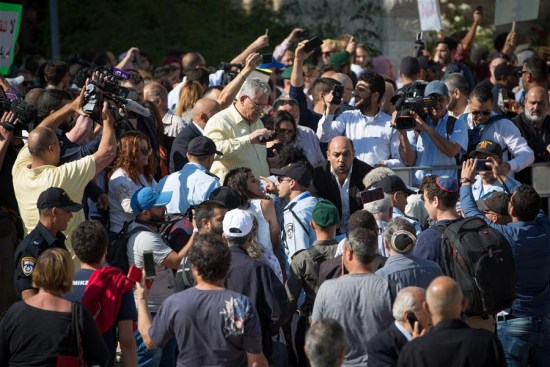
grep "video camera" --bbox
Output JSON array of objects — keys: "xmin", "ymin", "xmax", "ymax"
[
  {"xmin": 72, "ymin": 61, "xmax": 148, "ymax": 123},
  {"xmin": 219, "ymin": 62, "xmax": 243, "ymax": 87},
  {"xmin": 0, "ymin": 98, "xmax": 38, "ymax": 136},
  {"xmin": 391, "ymin": 81, "xmax": 435, "ymax": 130}
]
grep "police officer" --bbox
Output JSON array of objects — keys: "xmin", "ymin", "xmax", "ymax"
[
  {"xmin": 272, "ymin": 163, "xmax": 319, "ymax": 273},
  {"xmin": 14, "ymin": 187, "xmax": 81, "ymax": 299},
  {"xmin": 157, "ymin": 136, "xmax": 222, "ymax": 215}
]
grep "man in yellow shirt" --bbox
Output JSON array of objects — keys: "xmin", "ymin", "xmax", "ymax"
[
  {"xmin": 12, "ymin": 101, "xmax": 116, "ymax": 250},
  {"xmin": 205, "ymin": 78, "xmax": 273, "ymax": 182}
]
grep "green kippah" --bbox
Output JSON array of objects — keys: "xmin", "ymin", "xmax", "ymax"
[
  {"xmin": 312, "ymin": 199, "xmax": 340, "ymax": 228},
  {"xmin": 329, "ymin": 51, "xmax": 351, "ymax": 66},
  {"xmin": 281, "ymin": 66, "xmax": 293, "ymax": 79}
]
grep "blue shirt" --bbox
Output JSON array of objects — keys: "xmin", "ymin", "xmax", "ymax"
[
  {"xmin": 375, "ymin": 253, "xmax": 443, "ymax": 291},
  {"xmin": 413, "ymin": 219, "xmax": 461, "ymax": 268},
  {"xmin": 282, "ymin": 192, "xmax": 318, "ymax": 265},
  {"xmin": 460, "ymin": 184, "xmax": 550, "ymax": 317},
  {"xmin": 407, "ymin": 112, "xmax": 468, "ymax": 185},
  {"xmin": 471, "ymin": 176, "xmax": 520, "ymax": 201},
  {"xmin": 157, "ymin": 162, "xmax": 220, "ymax": 214}
]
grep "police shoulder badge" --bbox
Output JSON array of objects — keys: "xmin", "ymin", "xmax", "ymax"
[
  {"xmin": 285, "ymin": 223, "xmax": 294, "ymax": 239},
  {"xmin": 21, "ymin": 257, "xmax": 37, "ymax": 277}
]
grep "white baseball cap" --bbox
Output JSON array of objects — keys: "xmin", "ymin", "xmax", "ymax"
[{"xmin": 223, "ymin": 209, "xmax": 253, "ymax": 237}]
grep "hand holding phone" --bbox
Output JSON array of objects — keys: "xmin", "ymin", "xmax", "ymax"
[
  {"xmin": 331, "ymin": 85, "xmax": 344, "ymax": 105},
  {"xmin": 303, "ymin": 36, "xmax": 323, "ymax": 53},
  {"xmin": 127, "ymin": 265, "xmax": 143, "ymax": 283},
  {"xmin": 406, "ymin": 312, "xmax": 423, "ymax": 333},
  {"xmin": 475, "ymin": 159, "xmax": 490, "ymax": 172}
]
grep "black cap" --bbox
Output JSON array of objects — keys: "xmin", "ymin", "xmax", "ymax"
[
  {"xmin": 469, "ymin": 139, "xmax": 503, "ymax": 158},
  {"xmin": 208, "ymin": 187, "xmax": 243, "ymax": 210},
  {"xmin": 400, "ymin": 56, "xmax": 420, "ymax": 76},
  {"xmin": 187, "ymin": 136, "xmax": 223, "ymax": 156},
  {"xmin": 476, "ymin": 192, "xmax": 509, "ymax": 216},
  {"xmin": 369, "ymin": 175, "xmax": 415, "ymax": 195},
  {"xmin": 271, "ymin": 163, "xmax": 312, "ymax": 188},
  {"xmin": 37, "ymin": 187, "xmax": 83, "ymax": 212}
]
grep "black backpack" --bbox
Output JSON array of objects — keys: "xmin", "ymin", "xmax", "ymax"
[
  {"xmin": 437, "ymin": 217, "xmax": 516, "ymax": 316},
  {"xmin": 107, "ymin": 221, "xmax": 152, "ymax": 274}
]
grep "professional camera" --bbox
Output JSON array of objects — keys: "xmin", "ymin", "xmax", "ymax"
[
  {"xmin": 219, "ymin": 62, "xmax": 243, "ymax": 87},
  {"xmin": 391, "ymin": 81, "xmax": 435, "ymax": 130},
  {"xmin": 0, "ymin": 98, "xmax": 38, "ymax": 135}
]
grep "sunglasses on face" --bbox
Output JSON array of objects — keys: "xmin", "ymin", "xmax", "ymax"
[
  {"xmin": 275, "ymin": 128, "xmax": 295, "ymax": 135},
  {"xmin": 471, "ymin": 110, "xmax": 492, "ymax": 117}
]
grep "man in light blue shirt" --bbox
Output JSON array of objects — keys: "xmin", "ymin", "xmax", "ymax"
[
  {"xmin": 399, "ymin": 80, "xmax": 469, "ymax": 186},
  {"xmin": 272, "ymin": 163, "xmax": 318, "ymax": 271},
  {"xmin": 158, "ymin": 136, "xmax": 221, "ymax": 214}
]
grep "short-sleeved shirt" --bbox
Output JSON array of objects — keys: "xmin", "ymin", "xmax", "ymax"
[
  {"xmin": 13, "ymin": 222, "xmax": 67, "ymax": 295},
  {"xmin": 127, "ymin": 222, "xmax": 174, "ymax": 313},
  {"xmin": 312, "ymin": 273, "xmax": 395, "ymax": 366},
  {"xmin": 65, "ymin": 269, "xmax": 137, "ymax": 367},
  {"xmin": 406, "ymin": 112, "xmax": 468, "ymax": 185},
  {"xmin": 282, "ymin": 192, "xmax": 318, "ymax": 265},
  {"xmin": 12, "ymin": 146, "xmax": 96, "ymax": 245},
  {"xmin": 157, "ymin": 162, "xmax": 220, "ymax": 215},
  {"xmin": 150, "ymin": 287, "xmax": 262, "ymax": 367}
]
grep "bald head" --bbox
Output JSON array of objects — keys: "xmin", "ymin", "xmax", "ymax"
[
  {"xmin": 182, "ymin": 52, "xmax": 206, "ymax": 74},
  {"xmin": 328, "ymin": 136, "xmax": 354, "ymax": 176},
  {"xmin": 192, "ymin": 98, "xmax": 220, "ymax": 129},
  {"xmin": 426, "ymin": 276, "xmax": 465, "ymax": 320},
  {"xmin": 28, "ymin": 126, "xmax": 58, "ymax": 160}
]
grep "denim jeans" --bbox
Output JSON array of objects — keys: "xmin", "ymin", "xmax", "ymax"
[
  {"xmin": 497, "ymin": 315, "xmax": 550, "ymax": 367},
  {"xmin": 135, "ymin": 329, "xmax": 177, "ymax": 367}
]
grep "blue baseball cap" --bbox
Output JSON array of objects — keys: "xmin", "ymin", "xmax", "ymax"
[
  {"xmin": 435, "ymin": 176, "xmax": 458, "ymax": 193},
  {"xmin": 131, "ymin": 187, "xmax": 172, "ymax": 216},
  {"xmin": 259, "ymin": 60, "xmax": 286, "ymax": 69},
  {"xmin": 424, "ymin": 80, "xmax": 449, "ymax": 97}
]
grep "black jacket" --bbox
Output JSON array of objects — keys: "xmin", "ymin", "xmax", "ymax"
[
  {"xmin": 367, "ymin": 323, "xmax": 409, "ymax": 367},
  {"xmin": 309, "ymin": 158, "xmax": 373, "ymax": 221},
  {"xmin": 512, "ymin": 113, "xmax": 550, "ymax": 162},
  {"xmin": 397, "ymin": 319, "xmax": 506, "ymax": 367},
  {"xmin": 170, "ymin": 123, "xmax": 202, "ymax": 173}
]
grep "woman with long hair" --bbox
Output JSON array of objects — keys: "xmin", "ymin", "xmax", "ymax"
[
  {"xmin": 224, "ymin": 167, "xmax": 283, "ymax": 282},
  {"xmin": 108, "ymin": 131, "xmax": 158, "ymax": 236},
  {"xmin": 0, "ymin": 248, "xmax": 108, "ymax": 366},
  {"xmin": 175, "ymin": 80, "xmax": 203, "ymax": 124}
]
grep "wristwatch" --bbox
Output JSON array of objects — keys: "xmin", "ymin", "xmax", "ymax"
[{"xmin": 459, "ymin": 177, "xmax": 471, "ymax": 184}]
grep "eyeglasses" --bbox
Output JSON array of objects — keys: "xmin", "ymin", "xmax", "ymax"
[
  {"xmin": 277, "ymin": 176, "xmax": 292, "ymax": 183},
  {"xmin": 140, "ymin": 147, "xmax": 152, "ymax": 156},
  {"xmin": 471, "ymin": 110, "xmax": 492, "ymax": 117},
  {"xmin": 246, "ymin": 96, "xmax": 269, "ymax": 112},
  {"xmin": 518, "ymin": 70, "xmax": 528, "ymax": 77},
  {"xmin": 275, "ymin": 128, "xmax": 295, "ymax": 136}
]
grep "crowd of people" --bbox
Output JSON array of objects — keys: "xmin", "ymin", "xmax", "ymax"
[{"xmin": 1, "ymin": 7, "xmax": 550, "ymax": 367}]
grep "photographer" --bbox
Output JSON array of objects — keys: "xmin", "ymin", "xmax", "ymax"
[
  {"xmin": 397, "ymin": 80, "xmax": 468, "ymax": 185},
  {"xmin": 317, "ymin": 70, "xmax": 402, "ymax": 167}
]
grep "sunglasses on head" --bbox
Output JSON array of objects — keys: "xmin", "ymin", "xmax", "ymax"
[{"xmin": 273, "ymin": 99, "xmax": 298, "ymax": 109}]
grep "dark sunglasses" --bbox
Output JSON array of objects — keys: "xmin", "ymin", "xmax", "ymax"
[
  {"xmin": 275, "ymin": 128, "xmax": 295, "ymax": 135},
  {"xmin": 471, "ymin": 110, "xmax": 492, "ymax": 117}
]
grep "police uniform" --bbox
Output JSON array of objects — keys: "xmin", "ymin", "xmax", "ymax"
[
  {"xmin": 282, "ymin": 192, "xmax": 318, "ymax": 264},
  {"xmin": 13, "ymin": 222, "xmax": 68, "ymax": 295}
]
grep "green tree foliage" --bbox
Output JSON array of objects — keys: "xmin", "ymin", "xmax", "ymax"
[{"xmin": 56, "ymin": 0, "xmax": 289, "ymax": 65}]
